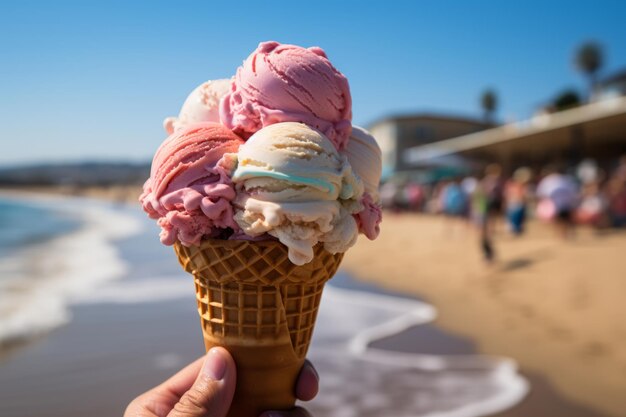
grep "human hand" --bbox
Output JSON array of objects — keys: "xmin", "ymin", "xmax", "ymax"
[{"xmin": 125, "ymin": 347, "xmax": 318, "ymax": 417}]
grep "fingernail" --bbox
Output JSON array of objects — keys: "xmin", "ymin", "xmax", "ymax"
[
  {"xmin": 203, "ymin": 348, "xmax": 227, "ymax": 380},
  {"xmin": 305, "ymin": 361, "xmax": 319, "ymax": 382}
]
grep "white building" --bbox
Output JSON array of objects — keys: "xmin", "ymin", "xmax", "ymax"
[{"xmin": 368, "ymin": 114, "xmax": 492, "ymax": 178}]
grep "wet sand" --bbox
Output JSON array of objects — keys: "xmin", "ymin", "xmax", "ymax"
[
  {"xmin": 335, "ymin": 272, "xmax": 610, "ymax": 417},
  {"xmin": 343, "ymin": 213, "xmax": 626, "ymax": 417},
  {"xmin": 0, "ymin": 273, "xmax": 605, "ymax": 417}
]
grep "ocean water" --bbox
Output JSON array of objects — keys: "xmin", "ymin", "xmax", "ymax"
[
  {"xmin": 0, "ymin": 193, "xmax": 141, "ymax": 346},
  {"xmin": 0, "ymin": 199, "xmax": 78, "ymax": 256}
]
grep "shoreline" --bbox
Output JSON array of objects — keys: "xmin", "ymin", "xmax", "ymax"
[
  {"xmin": 0, "ymin": 191, "xmax": 142, "ymax": 350},
  {"xmin": 342, "ymin": 212, "xmax": 626, "ymax": 417},
  {"xmin": 342, "ymin": 274, "xmax": 610, "ymax": 417},
  {"xmin": 0, "ymin": 184, "xmax": 143, "ymax": 205}
]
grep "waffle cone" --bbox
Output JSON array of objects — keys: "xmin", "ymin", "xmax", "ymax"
[{"xmin": 174, "ymin": 239, "xmax": 343, "ymax": 417}]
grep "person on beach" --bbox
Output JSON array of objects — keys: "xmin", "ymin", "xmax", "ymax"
[
  {"xmin": 604, "ymin": 155, "xmax": 626, "ymax": 228},
  {"xmin": 575, "ymin": 181, "xmax": 608, "ymax": 228},
  {"xmin": 606, "ymin": 174, "xmax": 626, "ymax": 228},
  {"xmin": 404, "ymin": 181, "xmax": 424, "ymax": 212},
  {"xmin": 482, "ymin": 164, "xmax": 505, "ymax": 222},
  {"xmin": 125, "ymin": 347, "xmax": 318, "ymax": 417},
  {"xmin": 460, "ymin": 176, "xmax": 479, "ymax": 199},
  {"xmin": 442, "ymin": 178, "xmax": 469, "ymax": 217},
  {"xmin": 472, "ymin": 181, "xmax": 494, "ymax": 262},
  {"xmin": 504, "ymin": 167, "xmax": 532, "ymax": 235},
  {"xmin": 473, "ymin": 164, "xmax": 504, "ymax": 262},
  {"xmin": 440, "ymin": 177, "xmax": 469, "ymax": 236},
  {"xmin": 536, "ymin": 166, "xmax": 579, "ymax": 239}
]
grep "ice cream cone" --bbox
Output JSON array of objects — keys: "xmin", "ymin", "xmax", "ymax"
[{"xmin": 174, "ymin": 239, "xmax": 343, "ymax": 417}]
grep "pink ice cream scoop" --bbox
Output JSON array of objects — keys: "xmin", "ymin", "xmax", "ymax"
[
  {"xmin": 220, "ymin": 41, "xmax": 352, "ymax": 150},
  {"xmin": 140, "ymin": 122, "xmax": 244, "ymax": 246},
  {"xmin": 354, "ymin": 193, "xmax": 382, "ymax": 240}
]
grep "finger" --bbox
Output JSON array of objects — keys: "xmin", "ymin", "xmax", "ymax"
[
  {"xmin": 124, "ymin": 354, "xmax": 215, "ymax": 417},
  {"xmin": 167, "ymin": 347, "xmax": 236, "ymax": 417},
  {"xmin": 258, "ymin": 406, "xmax": 313, "ymax": 417},
  {"xmin": 295, "ymin": 360, "xmax": 319, "ymax": 402}
]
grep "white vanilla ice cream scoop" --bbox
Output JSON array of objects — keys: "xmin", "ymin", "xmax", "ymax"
[
  {"xmin": 343, "ymin": 126, "xmax": 382, "ymax": 201},
  {"xmin": 341, "ymin": 126, "xmax": 383, "ymax": 240},
  {"xmin": 163, "ymin": 79, "xmax": 232, "ymax": 135},
  {"xmin": 232, "ymin": 122, "xmax": 364, "ymax": 265}
]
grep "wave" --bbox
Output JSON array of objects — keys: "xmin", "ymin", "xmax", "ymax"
[
  {"xmin": 74, "ymin": 276, "xmax": 191, "ymax": 304},
  {"xmin": 0, "ymin": 194, "xmax": 142, "ymax": 347},
  {"xmin": 310, "ymin": 286, "xmax": 528, "ymax": 417}
]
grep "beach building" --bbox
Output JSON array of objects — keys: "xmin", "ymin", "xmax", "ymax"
[
  {"xmin": 404, "ymin": 85, "xmax": 626, "ymax": 172},
  {"xmin": 369, "ymin": 114, "xmax": 492, "ymax": 179}
]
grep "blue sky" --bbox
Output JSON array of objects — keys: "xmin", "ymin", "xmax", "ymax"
[{"xmin": 2, "ymin": 0, "xmax": 626, "ymax": 165}]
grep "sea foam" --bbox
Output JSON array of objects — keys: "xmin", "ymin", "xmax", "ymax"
[
  {"xmin": 309, "ymin": 287, "xmax": 529, "ymax": 417},
  {"xmin": 0, "ymin": 193, "xmax": 142, "ymax": 346}
]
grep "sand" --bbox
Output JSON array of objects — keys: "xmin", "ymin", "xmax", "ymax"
[{"xmin": 342, "ymin": 213, "xmax": 626, "ymax": 417}]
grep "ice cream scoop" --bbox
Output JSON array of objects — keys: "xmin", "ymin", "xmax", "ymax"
[
  {"xmin": 231, "ymin": 122, "xmax": 363, "ymax": 265},
  {"xmin": 343, "ymin": 126, "xmax": 383, "ymax": 240},
  {"xmin": 140, "ymin": 122, "xmax": 244, "ymax": 246},
  {"xmin": 163, "ymin": 79, "xmax": 232, "ymax": 135},
  {"xmin": 220, "ymin": 41, "xmax": 352, "ymax": 150},
  {"xmin": 343, "ymin": 126, "xmax": 382, "ymax": 200}
]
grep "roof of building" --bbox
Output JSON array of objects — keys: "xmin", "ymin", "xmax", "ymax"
[
  {"xmin": 404, "ymin": 96, "xmax": 626, "ymax": 165},
  {"xmin": 367, "ymin": 112, "xmax": 494, "ymax": 130}
]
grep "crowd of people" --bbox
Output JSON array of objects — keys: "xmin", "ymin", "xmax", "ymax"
[{"xmin": 380, "ymin": 156, "xmax": 626, "ymax": 262}]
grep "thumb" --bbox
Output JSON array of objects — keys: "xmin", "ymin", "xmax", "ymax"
[{"xmin": 168, "ymin": 347, "xmax": 236, "ymax": 417}]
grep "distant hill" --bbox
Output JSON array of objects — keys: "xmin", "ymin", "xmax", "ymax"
[{"xmin": 0, "ymin": 162, "xmax": 151, "ymax": 186}]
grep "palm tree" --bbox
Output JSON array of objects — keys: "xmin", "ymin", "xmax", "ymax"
[
  {"xmin": 480, "ymin": 89, "xmax": 497, "ymax": 123},
  {"xmin": 574, "ymin": 41, "xmax": 603, "ymax": 98}
]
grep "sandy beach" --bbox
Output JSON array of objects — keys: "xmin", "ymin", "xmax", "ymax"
[
  {"xmin": 0, "ymin": 190, "xmax": 622, "ymax": 417},
  {"xmin": 343, "ymin": 213, "xmax": 626, "ymax": 417}
]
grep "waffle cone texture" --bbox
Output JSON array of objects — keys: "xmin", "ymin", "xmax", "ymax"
[{"xmin": 174, "ymin": 239, "xmax": 343, "ymax": 417}]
